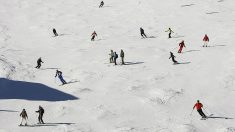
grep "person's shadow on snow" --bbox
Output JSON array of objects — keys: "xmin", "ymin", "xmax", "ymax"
[
  {"xmin": 174, "ymin": 62, "xmax": 191, "ymax": 65},
  {"xmin": 123, "ymin": 62, "xmax": 144, "ymax": 65}
]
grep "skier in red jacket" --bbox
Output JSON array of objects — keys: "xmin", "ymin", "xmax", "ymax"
[
  {"xmin": 178, "ymin": 40, "xmax": 185, "ymax": 53},
  {"xmin": 203, "ymin": 34, "xmax": 209, "ymax": 47},
  {"xmin": 193, "ymin": 100, "xmax": 207, "ymax": 118}
]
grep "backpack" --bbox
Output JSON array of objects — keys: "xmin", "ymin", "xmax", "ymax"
[{"xmin": 115, "ymin": 54, "xmax": 118, "ymax": 58}]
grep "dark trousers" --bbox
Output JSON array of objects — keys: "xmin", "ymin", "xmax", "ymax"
[
  {"xmin": 141, "ymin": 33, "xmax": 147, "ymax": 38},
  {"xmin": 91, "ymin": 36, "xmax": 95, "ymax": 41},
  {"xmin": 197, "ymin": 109, "xmax": 206, "ymax": 118},
  {"xmin": 59, "ymin": 76, "xmax": 67, "ymax": 84},
  {"xmin": 168, "ymin": 33, "xmax": 171, "ymax": 38},
  {"xmin": 99, "ymin": 4, "xmax": 104, "ymax": 8},
  {"xmin": 38, "ymin": 114, "xmax": 44, "ymax": 124},
  {"xmin": 172, "ymin": 58, "xmax": 177, "ymax": 63},
  {"xmin": 121, "ymin": 57, "xmax": 125, "ymax": 64},
  {"xmin": 35, "ymin": 63, "xmax": 41, "ymax": 69},
  {"xmin": 53, "ymin": 31, "xmax": 58, "ymax": 36},
  {"xmin": 114, "ymin": 58, "xmax": 117, "ymax": 65}
]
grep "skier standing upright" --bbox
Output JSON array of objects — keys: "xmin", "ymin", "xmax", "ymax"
[
  {"xmin": 193, "ymin": 100, "xmax": 207, "ymax": 119},
  {"xmin": 20, "ymin": 109, "xmax": 28, "ymax": 126},
  {"xmin": 203, "ymin": 34, "xmax": 209, "ymax": 47},
  {"xmin": 53, "ymin": 28, "xmax": 58, "ymax": 36},
  {"xmin": 165, "ymin": 28, "xmax": 174, "ymax": 38},
  {"xmin": 99, "ymin": 1, "xmax": 104, "ymax": 8},
  {"xmin": 140, "ymin": 27, "xmax": 147, "ymax": 38},
  {"xmin": 114, "ymin": 52, "xmax": 118, "ymax": 65},
  {"xmin": 91, "ymin": 31, "xmax": 97, "ymax": 41},
  {"xmin": 120, "ymin": 49, "xmax": 125, "ymax": 65},
  {"xmin": 35, "ymin": 57, "xmax": 44, "ymax": 69},
  {"xmin": 109, "ymin": 50, "xmax": 114, "ymax": 63},
  {"xmin": 55, "ymin": 70, "xmax": 67, "ymax": 85},
  {"xmin": 36, "ymin": 106, "xmax": 44, "ymax": 124},
  {"xmin": 178, "ymin": 40, "xmax": 186, "ymax": 53},
  {"xmin": 169, "ymin": 52, "xmax": 177, "ymax": 63}
]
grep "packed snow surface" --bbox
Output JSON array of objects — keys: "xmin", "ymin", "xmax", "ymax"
[{"xmin": 0, "ymin": 0, "xmax": 235, "ymax": 131}]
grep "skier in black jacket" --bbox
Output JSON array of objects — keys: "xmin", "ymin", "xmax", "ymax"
[
  {"xmin": 140, "ymin": 27, "xmax": 147, "ymax": 38},
  {"xmin": 35, "ymin": 57, "xmax": 44, "ymax": 69},
  {"xmin": 36, "ymin": 106, "xmax": 45, "ymax": 124},
  {"xmin": 99, "ymin": 1, "xmax": 104, "ymax": 8},
  {"xmin": 169, "ymin": 52, "xmax": 178, "ymax": 63},
  {"xmin": 53, "ymin": 28, "xmax": 58, "ymax": 36},
  {"xmin": 114, "ymin": 52, "xmax": 118, "ymax": 65}
]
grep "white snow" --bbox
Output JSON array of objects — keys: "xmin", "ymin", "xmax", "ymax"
[{"xmin": 0, "ymin": 0, "xmax": 235, "ymax": 131}]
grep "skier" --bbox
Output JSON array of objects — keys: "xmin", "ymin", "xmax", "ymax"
[
  {"xmin": 165, "ymin": 28, "xmax": 174, "ymax": 38},
  {"xmin": 169, "ymin": 52, "xmax": 178, "ymax": 63},
  {"xmin": 114, "ymin": 52, "xmax": 118, "ymax": 65},
  {"xmin": 193, "ymin": 100, "xmax": 207, "ymax": 119},
  {"xmin": 35, "ymin": 106, "xmax": 44, "ymax": 124},
  {"xmin": 53, "ymin": 28, "xmax": 58, "ymax": 36},
  {"xmin": 120, "ymin": 49, "xmax": 125, "ymax": 65},
  {"xmin": 140, "ymin": 27, "xmax": 147, "ymax": 38},
  {"xmin": 35, "ymin": 57, "xmax": 44, "ymax": 69},
  {"xmin": 109, "ymin": 50, "xmax": 114, "ymax": 63},
  {"xmin": 20, "ymin": 109, "xmax": 28, "ymax": 126},
  {"xmin": 203, "ymin": 34, "xmax": 209, "ymax": 47},
  {"xmin": 55, "ymin": 70, "xmax": 67, "ymax": 85},
  {"xmin": 91, "ymin": 31, "xmax": 97, "ymax": 41},
  {"xmin": 99, "ymin": 1, "xmax": 104, "ymax": 8},
  {"xmin": 178, "ymin": 40, "xmax": 186, "ymax": 53}
]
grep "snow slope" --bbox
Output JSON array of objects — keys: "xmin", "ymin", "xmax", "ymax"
[{"xmin": 0, "ymin": 0, "xmax": 235, "ymax": 131}]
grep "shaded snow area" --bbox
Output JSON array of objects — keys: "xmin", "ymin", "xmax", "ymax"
[{"xmin": 0, "ymin": 0, "xmax": 235, "ymax": 131}]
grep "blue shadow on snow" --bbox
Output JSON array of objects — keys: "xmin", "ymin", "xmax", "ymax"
[{"xmin": 0, "ymin": 78, "xmax": 78, "ymax": 101}]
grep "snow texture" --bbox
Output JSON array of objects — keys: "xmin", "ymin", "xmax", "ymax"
[{"xmin": 0, "ymin": 0, "xmax": 235, "ymax": 131}]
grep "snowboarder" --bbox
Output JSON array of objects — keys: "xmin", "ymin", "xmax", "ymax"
[
  {"xmin": 35, "ymin": 57, "xmax": 44, "ymax": 69},
  {"xmin": 203, "ymin": 34, "xmax": 209, "ymax": 47},
  {"xmin": 114, "ymin": 52, "xmax": 118, "ymax": 65},
  {"xmin": 55, "ymin": 70, "xmax": 67, "ymax": 85},
  {"xmin": 91, "ymin": 31, "xmax": 97, "ymax": 41},
  {"xmin": 169, "ymin": 52, "xmax": 178, "ymax": 63},
  {"xmin": 109, "ymin": 50, "xmax": 114, "ymax": 63},
  {"xmin": 35, "ymin": 106, "xmax": 44, "ymax": 124},
  {"xmin": 53, "ymin": 28, "xmax": 58, "ymax": 36},
  {"xmin": 165, "ymin": 28, "xmax": 174, "ymax": 38},
  {"xmin": 120, "ymin": 49, "xmax": 125, "ymax": 65},
  {"xmin": 140, "ymin": 27, "xmax": 147, "ymax": 38},
  {"xmin": 99, "ymin": 1, "xmax": 104, "ymax": 8},
  {"xmin": 193, "ymin": 100, "xmax": 207, "ymax": 119},
  {"xmin": 178, "ymin": 40, "xmax": 186, "ymax": 53},
  {"xmin": 20, "ymin": 109, "xmax": 28, "ymax": 126}
]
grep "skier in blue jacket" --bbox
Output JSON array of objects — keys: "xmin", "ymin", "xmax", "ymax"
[{"xmin": 55, "ymin": 70, "xmax": 67, "ymax": 85}]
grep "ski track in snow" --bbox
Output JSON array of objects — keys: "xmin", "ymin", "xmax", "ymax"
[{"xmin": 0, "ymin": 0, "xmax": 235, "ymax": 132}]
